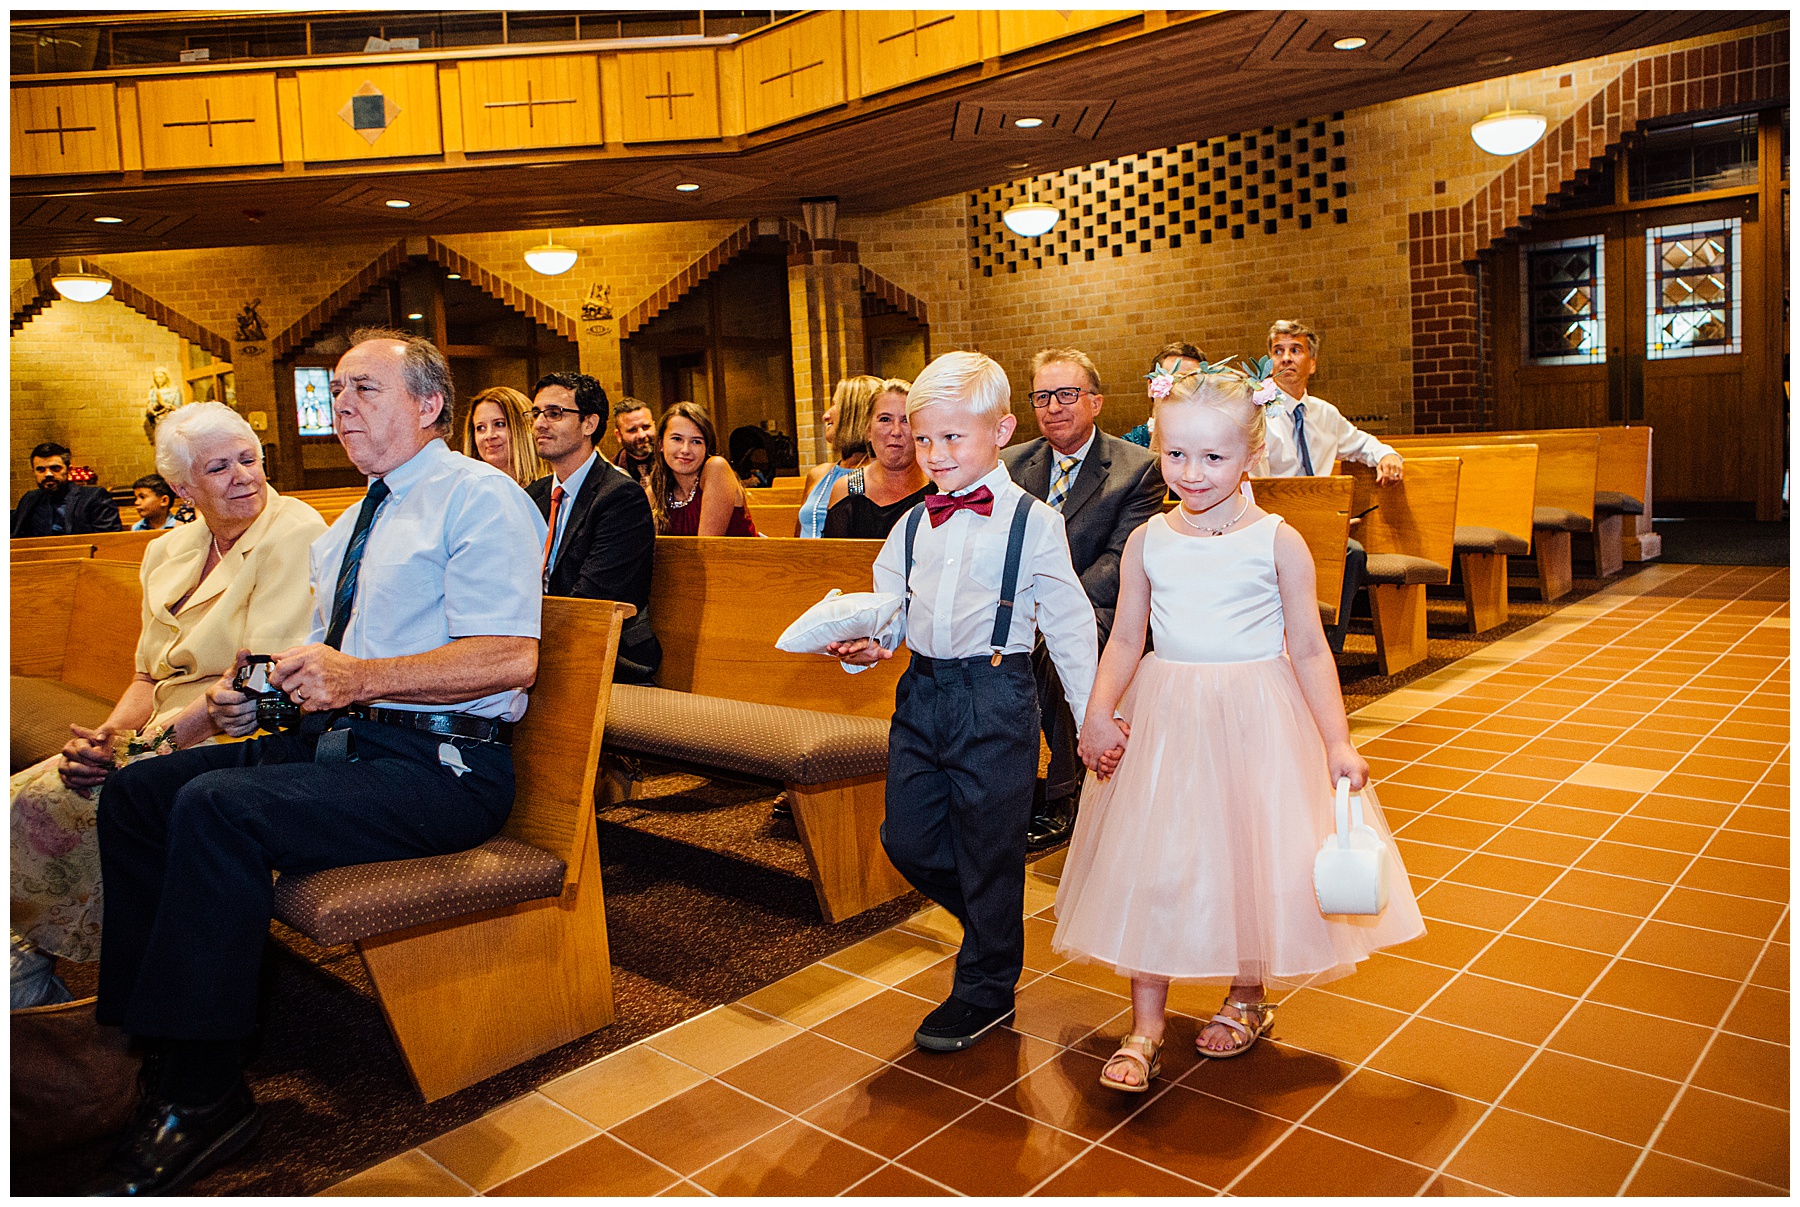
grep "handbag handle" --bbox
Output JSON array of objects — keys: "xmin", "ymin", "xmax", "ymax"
[{"xmin": 1334, "ymin": 776, "xmax": 1366, "ymax": 840}]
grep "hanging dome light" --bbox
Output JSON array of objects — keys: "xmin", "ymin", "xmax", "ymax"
[
  {"xmin": 1471, "ymin": 107, "xmax": 1547, "ymax": 155},
  {"xmin": 524, "ymin": 230, "xmax": 578, "ymax": 276},
  {"xmin": 1002, "ymin": 180, "xmax": 1062, "ymax": 240},
  {"xmin": 51, "ymin": 261, "xmax": 112, "ymax": 302}
]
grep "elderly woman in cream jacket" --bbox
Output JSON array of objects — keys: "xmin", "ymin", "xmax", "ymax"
[{"xmin": 11, "ymin": 403, "xmax": 326, "ymax": 1007}]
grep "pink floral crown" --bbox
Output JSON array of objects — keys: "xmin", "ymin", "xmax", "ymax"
[{"xmin": 1144, "ymin": 355, "xmax": 1284, "ymax": 408}]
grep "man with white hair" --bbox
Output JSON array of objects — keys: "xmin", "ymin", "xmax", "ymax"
[{"xmin": 90, "ymin": 328, "xmax": 546, "ymax": 1195}]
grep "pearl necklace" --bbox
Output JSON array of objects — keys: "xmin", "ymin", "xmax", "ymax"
[{"xmin": 1176, "ymin": 493, "xmax": 1249, "ymax": 536}]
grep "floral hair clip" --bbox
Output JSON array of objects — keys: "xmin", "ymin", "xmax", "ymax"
[
  {"xmin": 1252, "ymin": 380, "xmax": 1284, "ymax": 408},
  {"xmin": 1143, "ymin": 362, "xmax": 1181, "ymax": 400}
]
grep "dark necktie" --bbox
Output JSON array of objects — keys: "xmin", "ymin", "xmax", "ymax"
[
  {"xmin": 1293, "ymin": 402, "xmax": 1317, "ymax": 476},
  {"xmin": 924, "ymin": 485, "xmax": 995, "ymax": 528},
  {"xmin": 323, "ymin": 478, "xmax": 392, "ymax": 650}
]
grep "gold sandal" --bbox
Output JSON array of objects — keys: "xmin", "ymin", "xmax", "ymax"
[
  {"xmin": 1197, "ymin": 997, "xmax": 1274, "ymax": 1059},
  {"xmin": 1098, "ymin": 1034, "xmax": 1163, "ymax": 1093}
]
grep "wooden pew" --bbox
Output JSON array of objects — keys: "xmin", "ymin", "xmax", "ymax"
[
  {"xmin": 1360, "ymin": 444, "xmax": 1538, "ymax": 633},
  {"xmin": 1485, "ymin": 426, "xmax": 1658, "ymax": 567},
  {"xmin": 10, "ymin": 528, "xmax": 164, "ymax": 565},
  {"xmin": 603, "ymin": 536, "xmax": 913, "ymax": 922},
  {"xmin": 1247, "ymin": 476, "xmax": 1352, "ymax": 625},
  {"xmin": 1391, "ymin": 431, "xmax": 1597, "ymax": 602},
  {"xmin": 1344, "ymin": 457, "xmax": 1461, "ymax": 676},
  {"xmin": 750, "ymin": 501, "xmax": 803, "ymax": 538},
  {"xmin": 14, "ymin": 543, "xmax": 96, "ymax": 563},
  {"xmin": 11, "ymin": 560, "xmax": 145, "ymax": 770}
]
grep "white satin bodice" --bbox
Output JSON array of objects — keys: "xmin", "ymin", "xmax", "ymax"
[{"xmin": 1144, "ymin": 512, "xmax": 1286, "ymax": 663}]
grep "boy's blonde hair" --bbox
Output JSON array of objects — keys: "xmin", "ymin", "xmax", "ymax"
[
  {"xmin": 906, "ymin": 351, "xmax": 1012, "ymax": 420},
  {"xmin": 1153, "ymin": 368, "xmax": 1267, "ymax": 459}
]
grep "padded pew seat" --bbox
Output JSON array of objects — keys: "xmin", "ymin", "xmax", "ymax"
[
  {"xmin": 273, "ymin": 838, "xmax": 567, "ymax": 946},
  {"xmin": 1533, "ymin": 506, "xmax": 1592, "ymax": 533},
  {"xmin": 1455, "ymin": 526, "xmax": 1531, "ymax": 557},
  {"xmin": 603, "ymin": 683, "xmax": 889, "ymax": 785},
  {"xmin": 1594, "ymin": 491, "xmax": 1644, "ymax": 516},
  {"xmin": 12, "ymin": 674, "xmax": 113, "ymax": 772},
  {"xmin": 1363, "ymin": 553, "xmax": 1450, "ymax": 587}
]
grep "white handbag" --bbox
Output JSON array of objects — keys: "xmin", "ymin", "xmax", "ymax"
[{"xmin": 1313, "ymin": 777, "xmax": 1391, "ymax": 916}]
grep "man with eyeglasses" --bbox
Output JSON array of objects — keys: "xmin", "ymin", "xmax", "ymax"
[
  {"xmin": 527, "ymin": 372, "xmax": 662, "ymax": 683},
  {"xmin": 1002, "ymin": 348, "xmax": 1163, "ymax": 850}
]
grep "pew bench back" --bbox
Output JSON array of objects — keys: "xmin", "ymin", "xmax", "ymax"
[{"xmin": 1247, "ymin": 476, "xmax": 1352, "ymax": 624}]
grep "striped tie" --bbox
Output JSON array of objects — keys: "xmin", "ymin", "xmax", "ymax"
[
  {"xmin": 323, "ymin": 478, "xmax": 391, "ymax": 651},
  {"xmin": 1046, "ymin": 456, "xmax": 1079, "ymax": 511}
]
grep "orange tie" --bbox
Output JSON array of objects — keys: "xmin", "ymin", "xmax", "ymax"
[{"xmin": 541, "ymin": 484, "xmax": 565, "ymax": 583}]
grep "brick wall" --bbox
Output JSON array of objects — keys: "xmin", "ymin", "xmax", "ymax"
[
  {"xmin": 839, "ymin": 196, "xmax": 974, "ymax": 357},
  {"xmin": 11, "ymin": 295, "xmax": 186, "ymax": 502}
]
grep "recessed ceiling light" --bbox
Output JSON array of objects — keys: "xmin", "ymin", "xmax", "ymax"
[
  {"xmin": 1007, "ymin": 161, "xmax": 1031, "ymax": 169},
  {"xmin": 1477, "ymin": 52, "xmax": 1514, "ymax": 67},
  {"xmin": 1332, "ymin": 36, "xmax": 1367, "ymax": 50},
  {"xmin": 93, "ymin": 215, "xmax": 124, "ymax": 224},
  {"xmin": 675, "ymin": 183, "xmax": 700, "ymax": 192},
  {"xmin": 406, "ymin": 312, "xmax": 424, "ymax": 320},
  {"xmin": 384, "ymin": 199, "xmax": 411, "ymax": 209},
  {"xmin": 445, "ymin": 273, "xmax": 461, "ymax": 279},
  {"xmin": 1013, "ymin": 117, "xmax": 1044, "ymax": 129}
]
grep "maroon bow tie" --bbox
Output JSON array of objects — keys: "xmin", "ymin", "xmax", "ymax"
[{"xmin": 924, "ymin": 485, "xmax": 995, "ymax": 527}]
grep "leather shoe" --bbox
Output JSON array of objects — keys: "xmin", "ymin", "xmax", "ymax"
[
  {"xmin": 88, "ymin": 1079, "xmax": 260, "ymax": 1196},
  {"xmin": 1025, "ymin": 795, "xmax": 1075, "ymax": 852},
  {"xmin": 914, "ymin": 995, "xmax": 1015, "ymax": 1052}
]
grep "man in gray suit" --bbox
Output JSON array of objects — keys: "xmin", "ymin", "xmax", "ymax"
[{"xmin": 1003, "ymin": 348, "xmax": 1165, "ymax": 849}]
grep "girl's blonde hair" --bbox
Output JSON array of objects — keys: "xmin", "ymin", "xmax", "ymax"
[
  {"xmin": 828, "ymin": 375, "xmax": 885, "ymax": 462},
  {"xmin": 462, "ymin": 386, "xmax": 547, "ymax": 486},
  {"xmin": 1152, "ymin": 367, "xmax": 1267, "ymax": 459}
]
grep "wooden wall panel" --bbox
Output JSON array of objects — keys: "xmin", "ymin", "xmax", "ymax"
[
  {"xmin": 295, "ymin": 64, "xmax": 442, "ymax": 161},
  {"xmin": 459, "ymin": 54, "xmax": 602, "ymax": 152},
  {"xmin": 617, "ymin": 49, "xmax": 720, "ymax": 143},
  {"xmin": 136, "ymin": 74, "xmax": 279, "ymax": 170},
  {"xmin": 997, "ymin": 10, "xmax": 1138, "ymax": 55},
  {"xmin": 855, "ymin": 10, "xmax": 981, "ymax": 98},
  {"xmin": 12, "ymin": 83, "xmax": 121, "ymax": 176},
  {"xmin": 741, "ymin": 13, "xmax": 846, "ymax": 133}
]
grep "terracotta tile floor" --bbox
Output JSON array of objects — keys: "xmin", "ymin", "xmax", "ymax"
[{"xmin": 323, "ymin": 564, "xmax": 1789, "ymax": 1197}]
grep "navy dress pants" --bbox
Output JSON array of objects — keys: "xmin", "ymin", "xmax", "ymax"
[
  {"xmin": 1325, "ymin": 538, "xmax": 1367, "ymax": 654},
  {"xmin": 95, "ymin": 717, "xmax": 513, "ymax": 1041},
  {"xmin": 1030, "ymin": 642, "xmax": 1080, "ymax": 804},
  {"xmin": 881, "ymin": 653, "xmax": 1038, "ymax": 1012}
]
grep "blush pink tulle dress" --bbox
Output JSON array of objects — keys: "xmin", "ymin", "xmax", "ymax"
[{"xmin": 1052, "ymin": 512, "xmax": 1425, "ymax": 987}]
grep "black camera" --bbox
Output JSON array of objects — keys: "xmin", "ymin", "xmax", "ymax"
[{"xmin": 233, "ymin": 655, "xmax": 303, "ymax": 732}]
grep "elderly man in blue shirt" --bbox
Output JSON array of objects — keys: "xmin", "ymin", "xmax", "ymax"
[{"xmin": 89, "ymin": 328, "xmax": 546, "ymax": 1196}]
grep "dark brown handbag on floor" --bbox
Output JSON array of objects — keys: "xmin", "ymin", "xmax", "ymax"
[{"xmin": 11, "ymin": 995, "xmax": 142, "ymax": 1154}]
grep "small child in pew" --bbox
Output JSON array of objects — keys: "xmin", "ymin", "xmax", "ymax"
[
  {"xmin": 1052, "ymin": 366, "xmax": 1425, "ymax": 1093},
  {"xmin": 829, "ymin": 350, "xmax": 1099, "ymax": 1053}
]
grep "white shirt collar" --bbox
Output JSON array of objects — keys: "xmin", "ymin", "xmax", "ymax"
[
  {"xmin": 952, "ymin": 462, "xmax": 1014, "ymax": 498},
  {"xmin": 1270, "ymin": 384, "xmax": 1312, "ymax": 414},
  {"xmin": 554, "ymin": 449, "xmax": 599, "ymax": 496},
  {"xmin": 1047, "ymin": 428, "xmax": 1097, "ymax": 465},
  {"xmin": 372, "ymin": 437, "xmax": 450, "ymax": 498}
]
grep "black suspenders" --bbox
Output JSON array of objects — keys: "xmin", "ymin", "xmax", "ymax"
[{"xmin": 903, "ymin": 494, "xmax": 1035, "ymax": 665}]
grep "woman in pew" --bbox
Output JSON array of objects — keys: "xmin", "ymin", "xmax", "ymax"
[
  {"xmin": 647, "ymin": 401, "xmax": 759, "ymax": 536},
  {"xmin": 10, "ymin": 403, "xmax": 325, "ymax": 1007},
  {"xmin": 821, "ymin": 379, "xmax": 931, "ymax": 539},
  {"xmin": 796, "ymin": 375, "xmax": 882, "ymax": 537},
  {"xmin": 461, "ymin": 385, "xmax": 547, "ymax": 488}
]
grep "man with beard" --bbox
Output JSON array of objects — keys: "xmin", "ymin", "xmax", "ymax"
[
  {"xmin": 12, "ymin": 442, "xmax": 122, "ymax": 536},
  {"xmin": 609, "ymin": 397, "xmax": 658, "ymax": 487}
]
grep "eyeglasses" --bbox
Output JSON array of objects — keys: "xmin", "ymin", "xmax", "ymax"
[
  {"xmin": 1027, "ymin": 386, "xmax": 1093, "ymax": 409},
  {"xmin": 527, "ymin": 405, "xmax": 579, "ymax": 422}
]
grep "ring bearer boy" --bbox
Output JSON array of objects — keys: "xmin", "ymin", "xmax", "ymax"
[{"xmin": 830, "ymin": 351, "xmax": 1098, "ymax": 1051}]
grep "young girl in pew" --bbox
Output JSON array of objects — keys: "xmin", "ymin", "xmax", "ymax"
[{"xmin": 1052, "ymin": 366, "xmax": 1423, "ymax": 1092}]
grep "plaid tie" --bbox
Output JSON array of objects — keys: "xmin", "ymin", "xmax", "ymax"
[
  {"xmin": 1293, "ymin": 403, "xmax": 1317, "ymax": 476},
  {"xmin": 1046, "ymin": 455, "xmax": 1079, "ymax": 511},
  {"xmin": 323, "ymin": 478, "xmax": 391, "ymax": 651}
]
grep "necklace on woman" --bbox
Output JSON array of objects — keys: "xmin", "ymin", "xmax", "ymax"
[
  {"xmin": 667, "ymin": 478, "xmax": 699, "ymax": 510},
  {"xmin": 1177, "ymin": 492, "xmax": 1249, "ymax": 536}
]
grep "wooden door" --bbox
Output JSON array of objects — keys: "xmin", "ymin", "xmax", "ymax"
[{"xmin": 1496, "ymin": 212, "xmax": 1625, "ymax": 431}]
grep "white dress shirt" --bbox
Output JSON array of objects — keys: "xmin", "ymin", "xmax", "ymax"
[
  {"xmin": 546, "ymin": 449, "xmax": 598, "ymax": 575},
  {"xmin": 309, "ymin": 438, "xmax": 548, "ymax": 721},
  {"xmin": 1257, "ymin": 387, "xmax": 1399, "ymax": 477},
  {"xmin": 867, "ymin": 463, "xmax": 1099, "ymax": 726}
]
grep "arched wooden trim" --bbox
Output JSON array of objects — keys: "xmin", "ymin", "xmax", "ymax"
[
  {"xmin": 10, "ymin": 258, "xmax": 232, "ymax": 359},
  {"xmin": 422, "ymin": 239, "xmax": 579, "ymax": 342},
  {"xmin": 620, "ymin": 222, "xmax": 761, "ymax": 339},
  {"xmin": 858, "ymin": 265, "xmax": 929, "ymax": 326},
  {"xmin": 271, "ymin": 241, "xmax": 410, "ymax": 360}
]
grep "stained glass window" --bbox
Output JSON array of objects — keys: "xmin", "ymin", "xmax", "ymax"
[
  {"xmin": 1523, "ymin": 236, "xmax": 1606, "ymax": 365},
  {"xmin": 295, "ymin": 367, "xmax": 334, "ymax": 435},
  {"xmin": 1646, "ymin": 218, "xmax": 1741, "ymax": 359}
]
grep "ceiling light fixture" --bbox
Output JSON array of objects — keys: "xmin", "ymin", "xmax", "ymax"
[
  {"xmin": 524, "ymin": 230, "xmax": 578, "ymax": 276},
  {"xmin": 1332, "ymin": 36, "xmax": 1368, "ymax": 50},
  {"xmin": 406, "ymin": 312, "xmax": 424, "ymax": 320},
  {"xmin": 1001, "ymin": 182, "xmax": 1061, "ymax": 238},
  {"xmin": 51, "ymin": 260, "xmax": 112, "ymax": 302},
  {"xmin": 675, "ymin": 183, "xmax": 700, "ymax": 193},
  {"xmin": 1470, "ymin": 75, "xmax": 1545, "ymax": 156},
  {"xmin": 445, "ymin": 273, "xmax": 461, "ymax": 279},
  {"xmin": 1013, "ymin": 116, "xmax": 1044, "ymax": 129},
  {"xmin": 384, "ymin": 198, "xmax": 412, "ymax": 209},
  {"xmin": 93, "ymin": 215, "xmax": 124, "ymax": 224}
]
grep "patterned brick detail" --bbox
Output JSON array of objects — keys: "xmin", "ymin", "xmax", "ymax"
[
  {"xmin": 424, "ymin": 238, "xmax": 579, "ymax": 342},
  {"xmin": 13, "ymin": 258, "xmax": 233, "ymax": 360},
  {"xmin": 271, "ymin": 242, "xmax": 409, "ymax": 360},
  {"xmin": 1410, "ymin": 29, "xmax": 1788, "ymax": 430},
  {"xmin": 620, "ymin": 223, "xmax": 760, "ymax": 338},
  {"xmin": 858, "ymin": 266, "xmax": 928, "ymax": 325},
  {"xmin": 10, "ymin": 261, "xmax": 57, "ymax": 332}
]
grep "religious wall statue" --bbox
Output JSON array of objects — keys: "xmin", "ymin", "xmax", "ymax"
[
  {"xmin": 144, "ymin": 365, "xmax": 182, "ymax": 442},
  {"xmin": 235, "ymin": 298, "xmax": 267, "ymax": 342},
  {"xmin": 581, "ymin": 283, "xmax": 613, "ymax": 322}
]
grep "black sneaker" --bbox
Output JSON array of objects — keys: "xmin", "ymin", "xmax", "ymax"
[{"xmin": 913, "ymin": 995, "xmax": 1015, "ymax": 1052}]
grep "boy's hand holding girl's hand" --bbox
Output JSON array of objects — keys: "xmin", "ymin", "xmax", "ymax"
[
  {"xmin": 1328, "ymin": 742, "xmax": 1370, "ymax": 790},
  {"xmin": 827, "ymin": 637, "xmax": 893, "ymax": 667},
  {"xmin": 1079, "ymin": 715, "xmax": 1130, "ymax": 778}
]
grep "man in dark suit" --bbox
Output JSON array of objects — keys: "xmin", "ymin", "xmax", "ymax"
[
  {"xmin": 527, "ymin": 372, "xmax": 662, "ymax": 684},
  {"xmin": 1003, "ymin": 348, "xmax": 1165, "ymax": 849},
  {"xmin": 12, "ymin": 441, "xmax": 122, "ymax": 537}
]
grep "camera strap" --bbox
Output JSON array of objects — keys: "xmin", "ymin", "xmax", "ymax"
[{"xmin": 314, "ymin": 722, "xmax": 356, "ymax": 764}]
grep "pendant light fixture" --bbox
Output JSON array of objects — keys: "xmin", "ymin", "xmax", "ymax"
[
  {"xmin": 1001, "ymin": 180, "xmax": 1061, "ymax": 238},
  {"xmin": 51, "ymin": 259, "xmax": 112, "ymax": 302},
  {"xmin": 1470, "ymin": 73, "xmax": 1546, "ymax": 157},
  {"xmin": 524, "ymin": 230, "xmax": 578, "ymax": 276}
]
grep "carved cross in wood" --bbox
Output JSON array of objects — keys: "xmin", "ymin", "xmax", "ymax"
[
  {"xmin": 645, "ymin": 71, "xmax": 695, "ymax": 121},
  {"xmin": 23, "ymin": 105, "xmax": 97, "ymax": 155},
  {"xmin": 161, "ymin": 98, "xmax": 255, "ymax": 148},
  {"xmin": 876, "ymin": 11, "xmax": 956, "ymax": 56},
  {"xmin": 482, "ymin": 79, "xmax": 577, "ymax": 129},
  {"xmin": 760, "ymin": 47, "xmax": 825, "ymax": 98}
]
